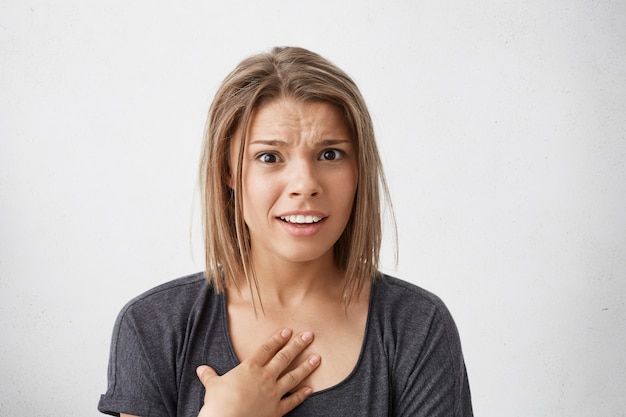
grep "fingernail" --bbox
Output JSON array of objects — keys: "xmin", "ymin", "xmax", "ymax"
[
  {"xmin": 301, "ymin": 331, "xmax": 313, "ymax": 342},
  {"xmin": 309, "ymin": 354, "xmax": 320, "ymax": 366},
  {"xmin": 281, "ymin": 328, "xmax": 292, "ymax": 338},
  {"xmin": 196, "ymin": 366, "xmax": 205, "ymax": 377},
  {"xmin": 304, "ymin": 388, "xmax": 313, "ymax": 396}
]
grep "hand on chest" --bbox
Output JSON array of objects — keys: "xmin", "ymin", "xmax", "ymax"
[{"xmin": 227, "ymin": 303, "xmax": 368, "ymax": 393}]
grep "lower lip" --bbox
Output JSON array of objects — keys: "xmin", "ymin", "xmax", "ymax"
[{"xmin": 278, "ymin": 218, "xmax": 326, "ymax": 237}]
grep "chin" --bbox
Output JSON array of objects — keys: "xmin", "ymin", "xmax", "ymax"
[{"xmin": 277, "ymin": 246, "xmax": 335, "ymax": 265}]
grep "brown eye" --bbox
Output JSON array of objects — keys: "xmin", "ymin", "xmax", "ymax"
[
  {"xmin": 257, "ymin": 153, "xmax": 279, "ymax": 163},
  {"xmin": 320, "ymin": 149, "xmax": 343, "ymax": 161}
]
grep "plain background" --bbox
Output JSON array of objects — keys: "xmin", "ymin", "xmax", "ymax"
[{"xmin": 1, "ymin": 1, "xmax": 625, "ymax": 416}]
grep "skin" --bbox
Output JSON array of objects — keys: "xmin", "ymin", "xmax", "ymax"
[
  {"xmin": 226, "ymin": 99, "xmax": 369, "ymax": 394},
  {"xmin": 234, "ymin": 98, "xmax": 358, "ymax": 270},
  {"xmin": 121, "ymin": 99, "xmax": 369, "ymax": 417}
]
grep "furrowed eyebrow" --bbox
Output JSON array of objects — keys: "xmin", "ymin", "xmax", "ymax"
[
  {"xmin": 317, "ymin": 139, "xmax": 352, "ymax": 146},
  {"xmin": 249, "ymin": 139, "xmax": 287, "ymax": 146}
]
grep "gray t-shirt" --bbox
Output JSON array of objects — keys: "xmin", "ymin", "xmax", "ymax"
[{"xmin": 98, "ymin": 273, "xmax": 472, "ymax": 416}]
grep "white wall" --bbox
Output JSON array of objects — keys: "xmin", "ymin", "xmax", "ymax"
[{"xmin": 1, "ymin": 1, "xmax": 625, "ymax": 416}]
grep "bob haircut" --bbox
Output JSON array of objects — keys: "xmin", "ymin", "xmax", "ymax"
[{"xmin": 199, "ymin": 46, "xmax": 394, "ymax": 307}]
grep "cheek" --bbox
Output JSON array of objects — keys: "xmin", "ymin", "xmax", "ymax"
[
  {"xmin": 241, "ymin": 176, "xmax": 276, "ymax": 223},
  {"xmin": 333, "ymin": 173, "xmax": 358, "ymax": 217},
  {"xmin": 343, "ymin": 169, "xmax": 358, "ymax": 201}
]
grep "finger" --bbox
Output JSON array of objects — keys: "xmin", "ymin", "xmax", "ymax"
[
  {"xmin": 250, "ymin": 328, "xmax": 293, "ymax": 366},
  {"xmin": 266, "ymin": 331, "xmax": 314, "ymax": 375},
  {"xmin": 277, "ymin": 353, "xmax": 321, "ymax": 393},
  {"xmin": 278, "ymin": 386, "xmax": 314, "ymax": 416},
  {"xmin": 196, "ymin": 365, "xmax": 218, "ymax": 387}
]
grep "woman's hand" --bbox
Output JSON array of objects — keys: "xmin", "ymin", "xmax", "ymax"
[{"xmin": 196, "ymin": 328, "xmax": 321, "ymax": 417}]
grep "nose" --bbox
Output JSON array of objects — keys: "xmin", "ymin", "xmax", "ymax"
[{"xmin": 288, "ymin": 158, "xmax": 321, "ymax": 198}]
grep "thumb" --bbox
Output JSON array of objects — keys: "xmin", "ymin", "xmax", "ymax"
[{"xmin": 196, "ymin": 365, "xmax": 218, "ymax": 386}]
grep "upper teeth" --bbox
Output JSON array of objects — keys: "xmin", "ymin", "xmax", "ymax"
[{"xmin": 280, "ymin": 215, "xmax": 322, "ymax": 224}]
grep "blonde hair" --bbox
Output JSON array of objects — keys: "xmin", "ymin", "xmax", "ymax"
[{"xmin": 199, "ymin": 46, "xmax": 394, "ymax": 306}]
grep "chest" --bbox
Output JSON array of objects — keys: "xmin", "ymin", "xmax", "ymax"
[{"xmin": 227, "ymin": 304, "xmax": 369, "ymax": 393}]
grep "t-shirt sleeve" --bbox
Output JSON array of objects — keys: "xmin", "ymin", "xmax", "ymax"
[
  {"xmin": 98, "ymin": 305, "xmax": 172, "ymax": 417},
  {"xmin": 393, "ymin": 296, "xmax": 473, "ymax": 416}
]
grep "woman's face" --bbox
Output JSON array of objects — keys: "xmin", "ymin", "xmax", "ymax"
[{"xmin": 230, "ymin": 98, "xmax": 358, "ymax": 266}]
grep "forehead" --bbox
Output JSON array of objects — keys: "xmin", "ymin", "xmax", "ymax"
[{"xmin": 244, "ymin": 99, "xmax": 352, "ymax": 142}]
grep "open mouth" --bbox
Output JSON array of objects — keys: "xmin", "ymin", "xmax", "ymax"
[{"xmin": 278, "ymin": 215, "xmax": 324, "ymax": 224}]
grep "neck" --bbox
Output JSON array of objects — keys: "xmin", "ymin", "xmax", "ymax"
[{"xmin": 238, "ymin": 250, "xmax": 344, "ymax": 310}]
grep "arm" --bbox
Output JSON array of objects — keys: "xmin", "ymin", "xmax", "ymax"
[{"xmin": 394, "ymin": 306, "xmax": 473, "ymax": 416}]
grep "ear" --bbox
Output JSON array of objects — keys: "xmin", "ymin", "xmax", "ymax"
[
  {"xmin": 225, "ymin": 130, "xmax": 240, "ymax": 190},
  {"xmin": 225, "ymin": 145, "xmax": 236, "ymax": 189},
  {"xmin": 225, "ymin": 170, "xmax": 234, "ymax": 189},
  {"xmin": 225, "ymin": 168, "xmax": 237, "ymax": 202}
]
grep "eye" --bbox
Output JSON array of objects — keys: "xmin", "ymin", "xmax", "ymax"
[
  {"xmin": 319, "ymin": 149, "xmax": 344, "ymax": 161},
  {"xmin": 256, "ymin": 152, "xmax": 280, "ymax": 163}
]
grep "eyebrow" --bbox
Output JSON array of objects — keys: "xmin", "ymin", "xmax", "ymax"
[
  {"xmin": 249, "ymin": 139, "xmax": 352, "ymax": 146},
  {"xmin": 249, "ymin": 139, "xmax": 287, "ymax": 146}
]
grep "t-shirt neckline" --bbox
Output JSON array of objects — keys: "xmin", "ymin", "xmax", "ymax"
[{"xmin": 218, "ymin": 279, "xmax": 379, "ymax": 396}]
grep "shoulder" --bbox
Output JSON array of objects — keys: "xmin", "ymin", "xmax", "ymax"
[
  {"xmin": 369, "ymin": 274, "xmax": 464, "ymax": 362},
  {"xmin": 369, "ymin": 274, "xmax": 472, "ymax": 415},
  {"xmin": 100, "ymin": 273, "xmax": 217, "ymax": 417},
  {"xmin": 122, "ymin": 272, "xmax": 209, "ymax": 309},
  {"xmin": 372, "ymin": 274, "xmax": 454, "ymax": 323},
  {"xmin": 114, "ymin": 272, "xmax": 214, "ymax": 332}
]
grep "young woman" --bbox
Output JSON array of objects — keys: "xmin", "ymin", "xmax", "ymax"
[{"xmin": 98, "ymin": 46, "xmax": 473, "ymax": 417}]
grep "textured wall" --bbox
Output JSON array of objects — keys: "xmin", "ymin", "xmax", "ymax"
[{"xmin": 1, "ymin": 1, "xmax": 625, "ymax": 415}]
